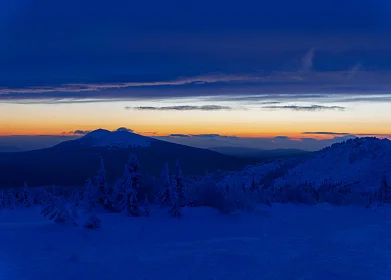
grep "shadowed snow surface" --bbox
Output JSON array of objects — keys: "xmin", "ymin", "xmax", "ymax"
[{"xmin": 1, "ymin": 204, "xmax": 391, "ymax": 280}]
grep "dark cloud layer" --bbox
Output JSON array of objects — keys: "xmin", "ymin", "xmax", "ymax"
[
  {"xmin": 302, "ymin": 132, "xmax": 350, "ymax": 135},
  {"xmin": 62, "ymin": 130, "xmax": 92, "ymax": 135},
  {"xmin": 128, "ymin": 105, "xmax": 232, "ymax": 111},
  {"xmin": 0, "ymin": 0, "xmax": 391, "ymax": 103},
  {"xmin": 262, "ymin": 105, "xmax": 345, "ymax": 111},
  {"xmin": 169, "ymin": 134, "xmax": 190, "ymax": 137},
  {"xmin": 115, "ymin": 127, "xmax": 134, "ymax": 133}
]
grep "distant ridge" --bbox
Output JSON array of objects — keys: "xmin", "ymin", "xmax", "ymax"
[
  {"xmin": 0, "ymin": 129, "xmax": 255, "ymax": 188},
  {"xmin": 208, "ymin": 146, "xmax": 313, "ymax": 159}
]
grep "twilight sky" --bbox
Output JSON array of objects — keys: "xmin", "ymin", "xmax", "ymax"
[{"xmin": 1, "ymin": 0, "xmax": 391, "ymax": 150}]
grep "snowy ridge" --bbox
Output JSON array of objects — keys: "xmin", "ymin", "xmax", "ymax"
[
  {"xmin": 273, "ymin": 137, "xmax": 391, "ymax": 192},
  {"xmin": 75, "ymin": 129, "xmax": 154, "ymax": 148}
]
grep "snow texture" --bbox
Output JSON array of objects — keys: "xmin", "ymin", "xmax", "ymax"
[{"xmin": 1, "ymin": 204, "xmax": 391, "ymax": 280}]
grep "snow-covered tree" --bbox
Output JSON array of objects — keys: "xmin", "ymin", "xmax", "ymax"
[
  {"xmin": 0, "ymin": 190, "xmax": 4, "ymax": 209},
  {"xmin": 157, "ymin": 162, "xmax": 172, "ymax": 207},
  {"xmin": 169, "ymin": 186, "xmax": 182, "ymax": 219},
  {"xmin": 19, "ymin": 181, "xmax": 32, "ymax": 207},
  {"xmin": 118, "ymin": 173, "xmax": 142, "ymax": 217},
  {"xmin": 128, "ymin": 153, "xmax": 143, "ymax": 192},
  {"xmin": 250, "ymin": 177, "xmax": 258, "ymax": 192},
  {"xmin": 377, "ymin": 174, "xmax": 391, "ymax": 206},
  {"xmin": 7, "ymin": 188, "xmax": 16, "ymax": 209},
  {"xmin": 94, "ymin": 158, "xmax": 110, "ymax": 205},
  {"xmin": 174, "ymin": 159, "xmax": 186, "ymax": 206},
  {"xmin": 32, "ymin": 187, "xmax": 52, "ymax": 205},
  {"xmin": 41, "ymin": 195, "xmax": 79, "ymax": 225},
  {"xmin": 83, "ymin": 178, "xmax": 97, "ymax": 211},
  {"xmin": 128, "ymin": 153, "xmax": 140, "ymax": 173},
  {"xmin": 143, "ymin": 194, "xmax": 150, "ymax": 217},
  {"xmin": 111, "ymin": 165, "xmax": 133, "ymax": 211},
  {"xmin": 72, "ymin": 191, "xmax": 81, "ymax": 206}
]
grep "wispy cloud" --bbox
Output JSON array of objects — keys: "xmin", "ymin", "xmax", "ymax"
[
  {"xmin": 191, "ymin": 134, "xmax": 221, "ymax": 138},
  {"xmin": 114, "ymin": 127, "xmax": 134, "ymax": 133},
  {"xmin": 127, "ymin": 105, "xmax": 232, "ymax": 111},
  {"xmin": 262, "ymin": 105, "xmax": 345, "ymax": 111},
  {"xmin": 169, "ymin": 134, "xmax": 190, "ymax": 137},
  {"xmin": 346, "ymin": 63, "xmax": 362, "ymax": 80},
  {"xmin": 62, "ymin": 130, "xmax": 92, "ymax": 135},
  {"xmin": 0, "ymin": 73, "xmax": 265, "ymax": 95},
  {"xmin": 301, "ymin": 48, "xmax": 315, "ymax": 72},
  {"xmin": 274, "ymin": 136, "xmax": 291, "ymax": 140},
  {"xmin": 302, "ymin": 131, "xmax": 350, "ymax": 135},
  {"xmin": 1, "ymin": 49, "xmax": 391, "ymax": 106}
]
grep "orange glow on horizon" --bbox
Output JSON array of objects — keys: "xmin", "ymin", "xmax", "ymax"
[
  {"xmin": 2, "ymin": 101, "xmax": 391, "ymax": 140},
  {"xmin": 1, "ymin": 127, "xmax": 389, "ymax": 140}
]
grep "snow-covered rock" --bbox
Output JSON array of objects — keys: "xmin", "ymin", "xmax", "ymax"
[
  {"xmin": 274, "ymin": 137, "xmax": 391, "ymax": 192},
  {"xmin": 75, "ymin": 129, "xmax": 154, "ymax": 148}
]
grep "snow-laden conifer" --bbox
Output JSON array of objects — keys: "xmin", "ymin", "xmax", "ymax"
[
  {"xmin": 72, "ymin": 191, "xmax": 81, "ymax": 206},
  {"xmin": 143, "ymin": 194, "xmax": 150, "ymax": 216},
  {"xmin": 158, "ymin": 162, "xmax": 172, "ymax": 207},
  {"xmin": 169, "ymin": 186, "xmax": 182, "ymax": 219},
  {"xmin": 0, "ymin": 189, "xmax": 5, "ymax": 209},
  {"xmin": 83, "ymin": 178, "xmax": 97, "ymax": 211},
  {"xmin": 111, "ymin": 165, "xmax": 133, "ymax": 211},
  {"xmin": 174, "ymin": 159, "xmax": 186, "ymax": 206},
  {"xmin": 378, "ymin": 174, "xmax": 391, "ymax": 206},
  {"xmin": 128, "ymin": 153, "xmax": 143, "ymax": 191},
  {"xmin": 41, "ymin": 195, "xmax": 79, "ymax": 225},
  {"xmin": 94, "ymin": 158, "xmax": 110, "ymax": 205},
  {"xmin": 7, "ymin": 188, "xmax": 16, "ymax": 209},
  {"xmin": 119, "ymin": 174, "xmax": 142, "ymax": 217},
  {"xmin": 19, "ymin": 181, "xmax": 32, "ymax": 207}
]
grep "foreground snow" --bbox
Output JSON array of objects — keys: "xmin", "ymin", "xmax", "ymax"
[{"xmin": 1, "ymin": 204, "xmax": 391, "ymax": 280}]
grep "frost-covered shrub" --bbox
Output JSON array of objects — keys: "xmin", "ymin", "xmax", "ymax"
[
  {"xmin": 282, "ymin": 185, "xmax": 317, "ymax": 205},
  {"xmin": 31, "ymin": 188, "xmax": 52, "ymax": 205},
  {"xmin": 186, "ymin": 178, "xmax": 259, "ymax": 214},
  {"xmin": 6, "ymin": 188, "xmax": 16, "ymax": 209},
  {"xmin": 377, "ymin": 175, "xmax": 391, "ymax": 206},
  {"xmin": 221, "ymin": 186, "xmax": 257, "ymax": 214},
  {"xmin": 186, "ymin": 179, "xmax": 226, "ymax": 210},
  {"xmin": 18, "ymin": 182, "xmax": 32, "ymax": 207},
  {"xmin": 41, "ymin": 195, "xmax": 79, "ymax": 226},
  {"xmin": 320, "ymin": 191, "xmax": 348, "ymax": 205},
  {"xmin": 344, "ymin": 192, "xmax": 368, "ymax": 206},
  {"xmin": 84, "ymin": 213, "xmax": 101, "ymax": 229},
  {"xmin": 0, "ymin": 190, "xmax": 5, "ymax": 209}
]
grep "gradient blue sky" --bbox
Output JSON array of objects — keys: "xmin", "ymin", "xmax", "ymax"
[{"xmin": 0, "ymin": 0, "xmax": 391, "ymax": 150}]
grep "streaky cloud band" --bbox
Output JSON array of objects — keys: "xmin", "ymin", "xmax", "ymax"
[
  {"xmin": 127, "ymin": 105, "xmax": 232, "ymax": 111},
  {"xmin": 261, "ymin": 105, "xmax": 345, "ymax": 111}
]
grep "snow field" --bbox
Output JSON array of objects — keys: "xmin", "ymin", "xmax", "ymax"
[{"xmin": 1, "ymin": 204, "xmax": 391, "ymax": 280}]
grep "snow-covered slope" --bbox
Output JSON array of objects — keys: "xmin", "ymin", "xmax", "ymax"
[
  {"xmin": 75, "ymin": 129, "xmax": 154, "ymax": 148},
  {"xmin": 274, "ymin": 137, "xmax": 391, "ymax": 192}
]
